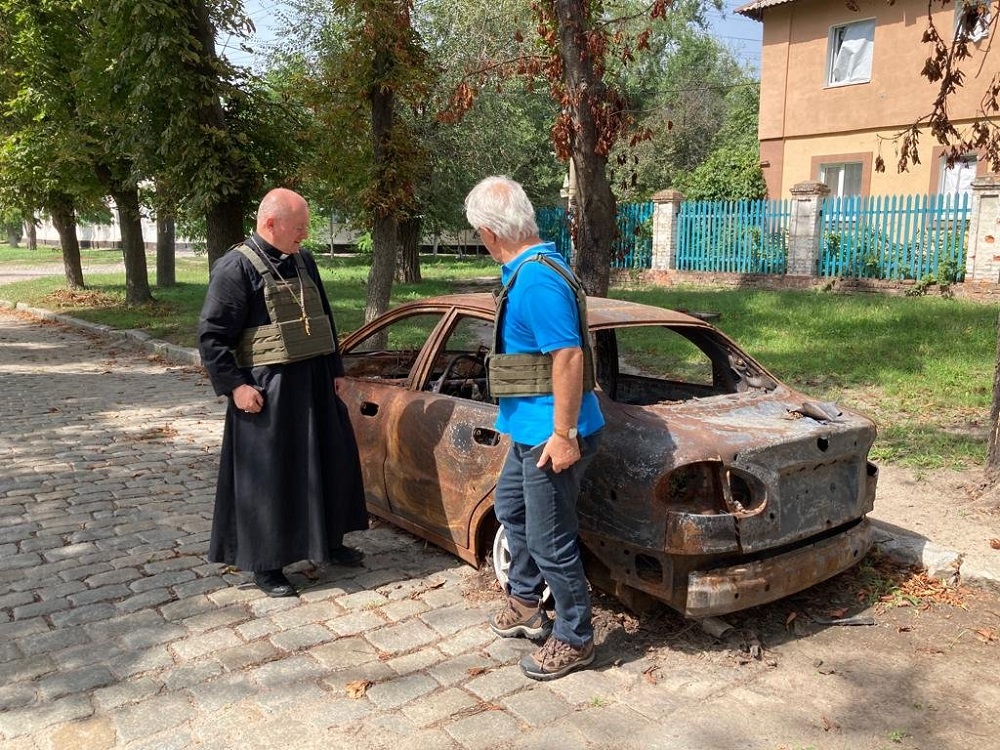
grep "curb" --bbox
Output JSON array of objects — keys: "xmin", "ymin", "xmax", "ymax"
[{"xmin": 3, "ymin": 297, "xmax": 997, "ymax": 592}]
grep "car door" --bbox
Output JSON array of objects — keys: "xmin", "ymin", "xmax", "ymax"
[{"xmin": 382, "ymin": 313, "xmax": 508, "ymax": 552}]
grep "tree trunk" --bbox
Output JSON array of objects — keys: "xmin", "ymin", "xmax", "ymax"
[
  {"xmin": 365, "ymin": 45, "xmax": 399, "ymax": 325},
  {"xmin": 191, "ymin": 0, "xmax": 248, "ymax": 268},
  {"xmin": 5, "ymin": 224, "xmax": 20, "ymax": 247},
  {"xmin": 156, "ymin": 212, "xmax": 176, "ymax": 288},
  {"xmin": 49, "ymin": 199, "xmax": 85, "ymax": 289},
  {"xmin": 206, "ymin": 194, "xmax": 246, "ymax": 268},
  {"xmin": 110, "ymin": 184, "xmax": 153, "ymax": 305},
  {"xmin": 24, "ymin": 214, "xmax": 37, "ymax": 251},
  {"xmin": 395, "ymin": 215, "xmax": 422, "ymax": 283},
  {"xmin": 553, "ymin": 0, "xmax": 616, "ymax": 298},
  {"xmin": 987, "ymin": 311, "xmax": 1000, "ymax": 479}
]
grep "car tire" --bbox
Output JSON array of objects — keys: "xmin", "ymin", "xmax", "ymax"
[{"xmin": 491, "ymin": 524, "xmax": 552, "ymax": 605}]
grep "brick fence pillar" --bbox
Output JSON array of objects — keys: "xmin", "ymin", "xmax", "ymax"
[
  {"xmin": 787, "ymin": 181, "xmax": 829, "ymax": 277},
  {"xmin": 966, "ymin": 176, "xmax": 1000, "ymax": 283},
  {"xmin": 650, "ymin": 189, "xmax": 683, "ymax": 271}
]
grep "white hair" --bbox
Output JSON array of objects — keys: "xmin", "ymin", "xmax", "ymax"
[{"xmin": 464, "ymin": 176, "xmax": 538, "ymax": 243}]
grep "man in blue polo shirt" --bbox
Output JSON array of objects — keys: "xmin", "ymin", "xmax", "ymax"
[{"xmin": 465, "ymin": 175, "xmax": 605, "ymax": 681}]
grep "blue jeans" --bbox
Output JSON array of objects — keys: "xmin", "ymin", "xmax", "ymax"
[{"xmin": 495, "ymin": 430, "xmax": 603, "ymax": 648}]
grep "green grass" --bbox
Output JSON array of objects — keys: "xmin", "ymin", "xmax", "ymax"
[{"xmin": 0, "ymin": 244, "xmax": 995, "ymax": 472}]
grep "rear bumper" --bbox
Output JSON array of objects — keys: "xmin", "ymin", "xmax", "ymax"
[{"xmin": 683, "ymin": 519, "xmax": 873, "ymax": 618}]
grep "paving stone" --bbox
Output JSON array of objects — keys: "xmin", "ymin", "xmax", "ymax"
[
  {"xmin": 129, "ymin": 570, "xmax": 197, "ymax": 593},
  {"xmin": 365, "ymin": 672, "xmax": 439, "ymax": 710},
  {"xmin": 271, "ymin": 600, "xmax": 345, "ymax": 629},
  {"xmin": 270, "ymin": 624, "xmax": 337, "ymax": 652},
  {"xmin": 388, "ymin": 646, "xmax": 446, "ymax": 675},
  {"xmin": 0, "ymin": 590, "xmax": 34, "ymax": 610},
  {"xmin": 442, "ymin": 706, "xmax": 522, "ymax": 749},
  {"xmin": 11, "ymin": 598, "xmax": 72, "ymax": 620},
  {"xmin": 160, "ymin": 660, "xmax": 225, "ymax": 691},
  {"xmin": 365, "ymin": 619, "xmax": 440, "ymax": 656},
  {"xmin": 91, "ymin": 675, "xmax": 162, "ymax": 711},
  {"xmin": 214, "ymin": 638, "xmax": 282, "ymax": 672},
  {"xmin": 336, "ymin": 589, "xmax": 390, "ymax": 611},
  {"xmin": 308, "ymin": 635, "xmax": 379, "ymax": 670},
  {"xmin": 326, "ymin": 609, "xmax": 386, "ymax": 637},
  {"xmin": 0, "ymin": 654, "xmax": 57, "ymax": 684},
  {"xmin": 381, "ymin": 597, "xmax": 430, "ymax": 622},
  {"xmin": 249, "ymin": 653, "xmax": 328, "ymax": 688},
  {"xmin": 186, "ymin": 672, "xmax": 259, "ymax": 713},
  {"xmin": 427, "ymin": 653, "xmax": 499, "ymax": 687},
  {"xmin": 181, "ymin": 604, "xmax": 252, "ymax": 633},
  {"xmin": 48, "ymin": 602, "xmax": 118, "ymax": 628},
  {"xmin": 36, "ymin": 664, "xmax": 115, "ymax": 702},
  {"xmin": 421, "ymin": 604, "xmax": 489, "ymax": 637},
  {"xmin": 294, "ymin": 695, "xmax": 374, "ymax": 729},
  {"xmin": 0, "ymin": 681, "xmax": 37, "ymax": 712},
  {"xmin": 173, "ymin": 576, "xmax": 229, "ymax": 599},
  {"xmin": 169, "ymin": 628, "xmax": 243, "ymax": 661},
  {"xmin": 400, "ymin": 687, "xmax": 479, "ymax": 727},
  {"xmin": 67, "ymin": 583, "xmax": 131, "ymax": 607},
  {"xmin": 35, "ymin": 580, "xmax": 88, "ymax": 601},
  {"xmin": 115, "ymin": 588, "xmax": 176, "ymax": 614},
  {"xmin": 464, "ymin": 664, "xmax": 532, "ymax": 702},
  {"xmin": 436, "ymin": 625, "xmax": 496, "ymax": 657},
  {"xmin": 83, "ymin": 608, "xmax": 166, "ymax": 641},
  {"xmin": 111, "ymin": 693, "xmax": 193, "ymax": 744},
  {"xmin": 501, "ymin": 686, "xmax": 575, "ymax": 726},
  {"xmin": 83, "ymin": 567, "xmax": 142, "ymax": 587},
  {"xmin": 0, "ymin": 694, "xmax": 94, "ymax": 739},
  {"xmin": 17, "ymin": 625, "xmax": 90, "ymax": 656},
  {"xmin": 106, "ymin": 645, "xmax": 175, "ymax": 680},
  {"xmin": 1, "ymin": 616, "xmax": 52, "ymax": 640}
]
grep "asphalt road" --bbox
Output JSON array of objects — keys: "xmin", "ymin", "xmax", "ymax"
[{"xmin": 1, "ymin": 305, "xmax": 998, "ymax": 750}]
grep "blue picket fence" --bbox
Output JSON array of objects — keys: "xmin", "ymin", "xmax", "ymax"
[
  {"xmin": 819, "ymin": 194, "xmax": 970, "ymax": 280},
  {"xmin": 676, "ymin": 198, "xmax": 792, "ymax": 274},
  {"xmin": 536, "ymin": 202, "xmax": 654, "ymax": 269}
]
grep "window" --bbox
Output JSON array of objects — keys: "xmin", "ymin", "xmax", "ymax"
[
  {"xmin": 939, "ymin": 154, "xmax": 978, "ymax": 198},
  {"xmin": 341, "ymin": 312, "xmax": 445, "ymax": 383},
  {"xmin": 955, "ymin": 0, "xmax": 991, "ymax": 42},
  {"xmin": 819, "ymin": 162, "xmax": 863, "ymax": 197},
  {"xmin": 827, "ymin": 19, "xmax": 875, "ymax": 86}
]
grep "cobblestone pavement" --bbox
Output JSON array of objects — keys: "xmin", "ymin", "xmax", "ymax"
[{"xmin": 2, "ymin": 307, "xmax": 998, "ymax": 750}]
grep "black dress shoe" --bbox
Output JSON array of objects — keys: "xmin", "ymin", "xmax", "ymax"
[
  {"xmin": 253, "ymin": 569, "xmax": 297, "ymax": 597},
  {"xmin": 329, "ymin": 545, "xmax": 364, "ymax": 567}
]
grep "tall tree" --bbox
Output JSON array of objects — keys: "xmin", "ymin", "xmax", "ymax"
[
  {"xmin": 0, "ymin": 0, "xmax": 104, "ymax": 289},
  {"xmin": 277, "ymin": 0, "xmax": 434, "ymax": 322},
  {"xmin": 444, "ymin": 0, "xmax": 678, "ymax": 296}
]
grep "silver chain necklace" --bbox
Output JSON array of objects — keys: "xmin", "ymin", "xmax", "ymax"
[{"xmin": 246, "ymin": 236, "xmax": 311, "ymax": 335}]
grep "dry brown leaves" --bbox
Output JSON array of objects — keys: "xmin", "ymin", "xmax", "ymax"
[
  {"xmin": 990, "ymin": 538, "xmax": 1000, "ymax": 550},
  {"xmin": 134, "ymin": 425, "xmax": 178, "ymax": 441},
  {"xmin": 890, "ymin": 570, "xmax": 970, "ymax": 609},
  {"xmin": 44, "ymin": 289, "xmax": 118, "ymax": 308},
  {"xmin": 345, "ymin": 680, "xmax": 372, "ymax": 698}
]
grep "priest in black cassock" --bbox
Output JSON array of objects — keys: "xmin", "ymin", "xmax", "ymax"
[{"xmin": 198, "ymin": 188, "xmax": 368, "ymax": 597}]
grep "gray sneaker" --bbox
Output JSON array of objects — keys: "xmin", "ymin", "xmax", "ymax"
[
  {"xmin": 520, "ymin": 637, "xmax": 595, "ymax": 681},
  {"xmin": 489, "ymin": 595, "xmax": 552, "ymax": 639}
]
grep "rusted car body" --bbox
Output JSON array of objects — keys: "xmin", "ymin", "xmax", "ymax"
[{"xmin": 339, "ymin": 293, "xmax": 878, "ymax": 618}]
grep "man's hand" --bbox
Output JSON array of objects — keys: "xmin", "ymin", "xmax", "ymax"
[
  {"xmin": 537, "ymin": 433, "xmax": 581, "ymax": 473},
  {"xmin": 232, "ymin": 383, "xmax": 263, "ymax": 414}
]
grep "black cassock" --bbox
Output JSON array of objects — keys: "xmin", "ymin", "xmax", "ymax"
[{"xmin": 198, "ymin": 236, "xmax": 368, "ymax": 572}]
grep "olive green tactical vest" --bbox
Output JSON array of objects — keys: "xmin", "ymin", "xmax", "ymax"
[
  {"xmin": 233, "ymin": 244, "xmax": 337, "ymax": 368},
  {"xmin": 486, "ymin": 253, "xmax": 596, "ymax": 397}
]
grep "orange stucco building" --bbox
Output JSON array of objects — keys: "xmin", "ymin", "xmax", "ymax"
[{"xmin": 737, "ymin": 0, "xmax": 999, "ymax": 198}]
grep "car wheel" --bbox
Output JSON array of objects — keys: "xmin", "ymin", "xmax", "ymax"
[{"xmin": 491, "ymin": 524, "xmax": 552, "ymax": 604}]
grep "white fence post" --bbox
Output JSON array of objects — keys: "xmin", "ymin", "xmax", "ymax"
[
  {"xmin": 966, "ymin": 176, "xmax": 1000, "ymax": 283},
  {"xmin": 787, "ymin": 181, "xmax": 829, "ymax": 277},
  {"xmin": 650, "ymin": 189, "xmax": 683, "ymax": 271}
]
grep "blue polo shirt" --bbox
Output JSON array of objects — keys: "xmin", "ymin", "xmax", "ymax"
[{"xmin": 495, "ymin": 243, "xmax": 605, "ymax": 446}]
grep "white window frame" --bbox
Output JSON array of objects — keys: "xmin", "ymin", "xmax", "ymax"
[
  {"xmin": 939, "ymin": 154, "xmax": 978, "ymax": 198},
  {"xmin": 819, "ymin": 162, "xmax": 864, "ymax": 197},
  {"xmin": 955, "ymin": 0, "xmax": 992, "ymax": 42},
  {"xmin": 826, "ymin": 19, "xmax": 876, "ymax": 87}
]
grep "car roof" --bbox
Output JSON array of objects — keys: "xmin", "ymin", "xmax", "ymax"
[{"xmin": 396, "ymin": 293, "xmax": 714, "ymax": 329}]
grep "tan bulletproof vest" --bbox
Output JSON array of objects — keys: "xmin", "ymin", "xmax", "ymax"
[
  {"xmin": 233, "ymin": 244, "xmax": 337, "ymax": 368},
  {"xmin": 486, "ymin": 253, "xmax": 596, "ymax": 397}
]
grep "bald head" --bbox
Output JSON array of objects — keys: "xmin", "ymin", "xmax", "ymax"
[{"xmin": 256, "ymin": 188, "xmax": 309, "ymax": 254}]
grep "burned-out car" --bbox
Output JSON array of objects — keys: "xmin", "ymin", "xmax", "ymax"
[{"xmin": 338, "ymin": 293, "xmax": 878, "ymax": 617}]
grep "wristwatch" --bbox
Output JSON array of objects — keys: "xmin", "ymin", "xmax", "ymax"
[{"xmin": 554, "ymin": 426, "xmax": 578, "ymax": 440}]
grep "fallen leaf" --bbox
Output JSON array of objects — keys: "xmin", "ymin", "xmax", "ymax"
[
  {"xmin": 466, "ymin": 667, "xmax": 489, "ymax": 677},
  {"xmin": 827, "ymin": 607, "xmax": 848, "ymax": 618},
  {"xmin": 821, "ymin": 715, "xmax": 840, "ymax": 732},
  {"xmin": 990, "ymin": 538, "xmax": 1000, "ymax": 550},
  {"xmin": 785, "ymin": 611, "xmax": 798, "ymax": 629},
  {"xmin": 973, "ymin": 628, "xmax": 996, "ymax": 642},
  {"xmin": 897, "ymin": 625, "xmax": 912, "ymax": 633},
  {"xmin": 642, "ymin": 665, "xmax": 660, "ymax": 684},
  {"xmin": 345, "ymin": 680, "xmax": 372, "ymax": 698}
]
